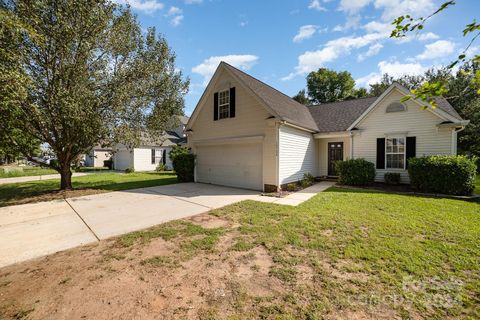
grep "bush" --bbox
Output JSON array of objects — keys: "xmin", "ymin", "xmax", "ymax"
[
  {"xmin": 125, "ymin": 167, "xmax": 135, "ymax": 173},
  {"xmin": 172, "ymin": 153, "xmax": 195, "ymax": 182},
  {"xmin": 300, "ymin": 173, "xmax": 315, "ymax": 188},
  {"xmin": 336, "ymin": 158, "xmax": 375, "ymax": 186},
  {"xmin": 169, "ymin": 146, "xmax": 190, "ymax": 163},
  {"xmin": 104, "ymin": 160, "xmax": 113, "ymax": 170},
  {"xmin": 384, "ymin": 172, "xmax": 401, "ymax": 185},
  {"xmin": 408, "ymin": 155, "xmax": 477, "ymax": 195},
  {"xmin": 286, "ymin": 183, "xmax": 297, "ymax": 192},
  {"xmin": 156, "ymin": 163, "xmax": 168, "ymax": 171}
]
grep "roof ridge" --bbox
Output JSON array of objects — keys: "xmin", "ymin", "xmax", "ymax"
[
  {"xmin": 308, "ymin": 96, "xmax": 378, "ymax": 108},
  {"xmin": 221, "ymin": 61, "xmax": 307, "ymax": 108}
]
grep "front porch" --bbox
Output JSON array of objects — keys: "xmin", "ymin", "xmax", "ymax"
[{"xmin": 314, "ymin": 132, "xmax": 353, "ymax": 177}]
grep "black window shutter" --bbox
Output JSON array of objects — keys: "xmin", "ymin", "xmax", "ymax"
[
  {"xmin": 376, "ymin": 138, "xmax": 385, "ymax": 169},
  {"xmin": 151, "ymin": 149, "xmax": 155, "ymax": 164},
  {"xmin": 162, "ymin": 149, "xmax": 166, "ymax": 165},
  {"xmin": 213, "ymin": 92, "xmax": 219, "ymax": 121},
  {"xmin": 229, "ymin": 87, "xmax": 236, "ymax": 118},
  {"xmin": 406, "ymin": 136, "xmax": 416, "ymax": 168}
]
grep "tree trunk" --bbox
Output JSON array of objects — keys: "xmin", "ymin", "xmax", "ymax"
[{"xmin": 59, "ymin": 165, "xmax": 73, "ymax": 190}]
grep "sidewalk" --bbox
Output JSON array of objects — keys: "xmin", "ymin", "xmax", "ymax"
[{"xmin": 0, "ymin": 172, "xmax": 91, "ymax": 185}]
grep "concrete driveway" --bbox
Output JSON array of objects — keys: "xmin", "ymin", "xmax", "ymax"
[{"xmin": 0, "ymin": 183, "xmax": 267, "ymax": 268}]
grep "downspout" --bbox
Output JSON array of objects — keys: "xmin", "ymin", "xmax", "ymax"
[
  {"xmin": 349, "ymin": 131, "xmax": 354, "ymax": 159},
  {"xmin": 451, "ymin": 126, "xmax": 466, "ymax": 155}
]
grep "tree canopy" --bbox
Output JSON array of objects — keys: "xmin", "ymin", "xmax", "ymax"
[
  {"xmin": 0, "ymin": 0, "xmax": 189, "ymax": 189},
  {"xmin": 294, "ymin": 68, "xmax": 367, "ymax": 105}
]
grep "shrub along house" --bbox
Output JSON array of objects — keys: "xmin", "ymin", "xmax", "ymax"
[{"xmin": 186, "ymin": 62, "xmax": 469, "ymax": 191}]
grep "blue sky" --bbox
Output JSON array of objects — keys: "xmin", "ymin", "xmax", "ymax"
[{"xmin": 116, "ymin": 0, "xmax": 480, "ymax": 115}]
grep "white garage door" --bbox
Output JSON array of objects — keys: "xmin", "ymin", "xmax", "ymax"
[{"xmin": 196, "ymin": 143, "xmax": 263, "ymax": 190}]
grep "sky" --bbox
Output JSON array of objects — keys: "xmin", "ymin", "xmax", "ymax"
[{"xmin": 114, "ymin": 0, "xmax": 480, "ymax": 116}]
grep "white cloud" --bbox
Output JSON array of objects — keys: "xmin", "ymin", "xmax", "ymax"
[
  {"xmin": 166, "ymin": 6, "xmax": 182, "ymax": 16},
  {"xmin": 170, "ymin": 15, "xmax": 184, "ymax": 26},
  {"xmin": 293, "ymin": 25, "xmax": 318, "ymax": 43},
  {"xmin": 184, "ymin": 0, "xmax": 202, "ymax": 3},
  {"xmin": 239, "ymin": 21, "xmax": 248, "ymax": 27},
  {"xmin": 333, "ymin": 14, "xmax": 361, "ymax": 32},
  {"xmin": 416, "ymin": 40, "xmax": 455, "ymax": 60},
  {"xmin": 363, "ymin": 21, "xmax": 392, "ymax": 34},
  {"xmin": 374, "ymin": 0, "xmax": 435, "ymax": 21},
  {"xmin": 308, "ymin": 0, "xmax": 327, "ymax": 11},
  {"xmin": 418, "ymin": 32, "xmax": 440, "ymax": 41},
  {"xmin": 192, "ymin": 55, "xmax": 259, "ymax": 85},
  {"xmin": 338, "ymin": 0, "xmax": 372, "ymax": 14},
  {"xmin": 283, "ymin": 30, "xmax": 389, "ymax": 80},
  {"xmin": 115, "ymin": 0, "xmax": 164, "ymax": 12},
  {"xmin": 356, "ymin": 60, "xmax": 427, "ymax": 87},
  {"xmin": 357, "ymin": 43, "xmax": 383, "ymax": 61}
]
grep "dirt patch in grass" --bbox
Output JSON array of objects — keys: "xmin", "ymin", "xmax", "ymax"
[
  {"xmin": 1, "ymin": 190, "xmax": 479, "ymax": 319},
  {"xmin": 0, "ymin": 188, "xmax": 107, "ymax": 207}
]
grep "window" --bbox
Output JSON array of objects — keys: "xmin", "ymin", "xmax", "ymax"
[
  {"xmin": 386, "ymin": 137, "xmax": 405, "ymax": 169},
  {"xmin": 218, "ymin": 90, "xmax": 230, "ymax": 119},
  {"xmin": 151, "ymin": 149, "xmax": 162, "ymax": 165},
  {"xmin": 386, "ymin": 102, "xmax": 406, "ymax": 113}
]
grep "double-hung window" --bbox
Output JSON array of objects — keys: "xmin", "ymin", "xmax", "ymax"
[
  {"xmin": 218, "ymin": 90, "xmax": 230, "ymax": 119},
  {"xmin": 386, "ymin": 137, "xmax": 405, "ymax": 169}
]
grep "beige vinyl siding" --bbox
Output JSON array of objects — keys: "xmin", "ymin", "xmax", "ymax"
[
  {"xmin": 93, "ymin": 150, "xmax": 111, "ymax": 167},
  {"xmin": 133, "ymin": 147, "xmax": 164, "ymax": 172},
  {"xmin": 189, "ymin": 68, "xmax": 277, "ymax": 188},
  {"xmin": 317, "ymin": 137, "xmax": 351, "ymax": 176},
  {"xmin": 352, "ymin": 88, "xmax": 453, "ymax": 183},
  {"xmin": 278, "ymin": 125, "xmax": 315, "ymax": 184}
]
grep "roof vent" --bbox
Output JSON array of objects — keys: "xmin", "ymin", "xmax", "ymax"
[{"xmin": 386, "ymin": 102, "xmax": 406, "ymax": 113}]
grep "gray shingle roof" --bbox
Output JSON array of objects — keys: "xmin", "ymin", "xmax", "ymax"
[
  {"xmin": 308, "ymin": 97, "xmax": 378, "ymax": 132},
  {"xmin": 221, "ymin": 62, "xmax": 463, "ymax": 133},
  {"xmin": 222, "ymin": 62, "xmax": 319, "ymax": 131}
]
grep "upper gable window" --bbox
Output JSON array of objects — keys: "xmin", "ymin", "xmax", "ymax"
[
  {"xmin": 218, "ymin": 90, "xmax": 230, "ymax": 119},
  {"xmin": 386, "ymin": 102, "xmax": 406, "ymax": 113}
]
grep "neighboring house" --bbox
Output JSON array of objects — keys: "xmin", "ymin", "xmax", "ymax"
[
  {"xmin": 85, "ymin": 146, "xmax": 112, "ymax": 167},
  {"xmin": 186, "ymin": 62, "xmax": 469, "ymax": 191},
  {"xmin": 113, "ymin": 116, "xmax": 188, "ymax": 171}
]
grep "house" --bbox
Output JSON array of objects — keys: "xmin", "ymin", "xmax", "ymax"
[
  {"xmin": 85, "ymin": 146, "xmax": 112, "ymax": 167},
  {"xmin": 113, "ymin": 116, "xmax": 188, "ymax": 171},
  {"xmin": 186, "ymin": 62, "xmax": 469, "ymax": 191}
]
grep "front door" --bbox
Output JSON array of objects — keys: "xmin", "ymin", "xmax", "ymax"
[{"xmin": 328, "ymin": 142, "xmax": 343, "ymax": 176}]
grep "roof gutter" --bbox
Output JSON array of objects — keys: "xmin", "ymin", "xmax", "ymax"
[
  {"xmin": 280, "ymin": 120, "xmax": 317, "ymax": 133},
  {"xmin": 436, "ymin": 120, "xmax": 470, "ymax": 128}
]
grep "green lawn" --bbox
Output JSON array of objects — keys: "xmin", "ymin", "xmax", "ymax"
[
  {"xmin": 0, "ymin": 171, "xmax": 177, "ymax": 207},
  {"xmin": 119, "ymin": 188, "xmax": 480, "ymax": 319},
  {"xmin": 0, "ymin": 166, "xmax": 58, "ymax": 178}
]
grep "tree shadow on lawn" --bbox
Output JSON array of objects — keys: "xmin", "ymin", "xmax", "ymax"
[{"xmin": 0, "ymin": 173, "xmax": 178, "ymax": 207}]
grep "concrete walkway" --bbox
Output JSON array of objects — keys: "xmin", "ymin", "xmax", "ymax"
[
  {"xmin": 0, "ymin": 181, "xmax": 335, "ymax": 268},
  {"xmin": 0, "ymin": 172, "xmax": 91, "ymax": 185}
]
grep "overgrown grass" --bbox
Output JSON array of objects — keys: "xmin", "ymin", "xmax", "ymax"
[
  {"xmin": 475, "ymin": 175, "xmax": 480, "ymax": 194},
  {"xmin": 0, "ymin": 172, "xmax": 177, "ymax": 207},
  {"xmin": 208, "ymin": 188, "xmax": 480, "ymax": 319},
  {"xmin": 0, "ymin": 166, "xmax": 57, "ymax": 178}
]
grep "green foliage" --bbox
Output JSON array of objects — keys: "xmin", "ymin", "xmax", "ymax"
[
  {"xmin": 389, "ymin": 1, "xmax": 480, "ymax": 106},
  {"xmin": 156, "ymin": 163, "xmax": 168, "ymax": 171},
  {"xmin": 169, "ymin": 146, "xmax": 190, "ymax": 162},
  {"xmin": 384, "ymin": 172, "xmax": 401, "ymax": 185},
  {"xmin": 125, "ymin": 167, "xmax": 135, "ymax": 174},
  {"xmin": 292, "ymin": 89, "xmax": 310, "ymax": 105},
  {"xmin": 1, "ymin": 0, "xmax": 188, "ymax": 189},
  {"xmin": 300, "ymin": 173, "xmax": 315, "ymax": 188},
  {"xmin": 336, "ymin": 158, "xmax": 375, "ymax": 186},
  {"xmin": 286, "ymin": 183, "xmax": 297, "ymax": 192},
  {"xmin": 172, "ymin": 153, "xmax": 195, "ymax": 182},
  {"xmin": 408, "ymin": 155, "xmax": 477, "ymax": 195},
  {"xmin": 306, "ymin": 68, "xmax": 365, "ymax": 103}
]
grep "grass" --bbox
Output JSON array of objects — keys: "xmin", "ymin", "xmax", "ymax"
[
  {"xmin": 0, "ymin": 166, "xmax": 57, "ymax": 178},
  {"xmin": 206, "ymin": 188, "xmax": 479, "ymax": 319},
  {"xmin": 0, "ymin": 171, "xmax": 177, "ymax": 207}
]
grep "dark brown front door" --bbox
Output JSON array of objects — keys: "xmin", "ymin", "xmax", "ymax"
[{"xmin": 328, "ymin": 142, "xmax": 343, "ymax": 176}]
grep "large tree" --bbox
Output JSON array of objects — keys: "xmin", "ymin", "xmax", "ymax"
[
  {"xmin": 294, "ymin": 68, "xmax": 367, "ymax": 104},
  {"xmin": 0, "ymin": 0, "xmax": 189, "ymax": 190}
]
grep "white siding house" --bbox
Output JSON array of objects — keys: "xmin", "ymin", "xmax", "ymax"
[{"xmin": 186, "ymin": 62, "xmax": 468, "ymax": 191}]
